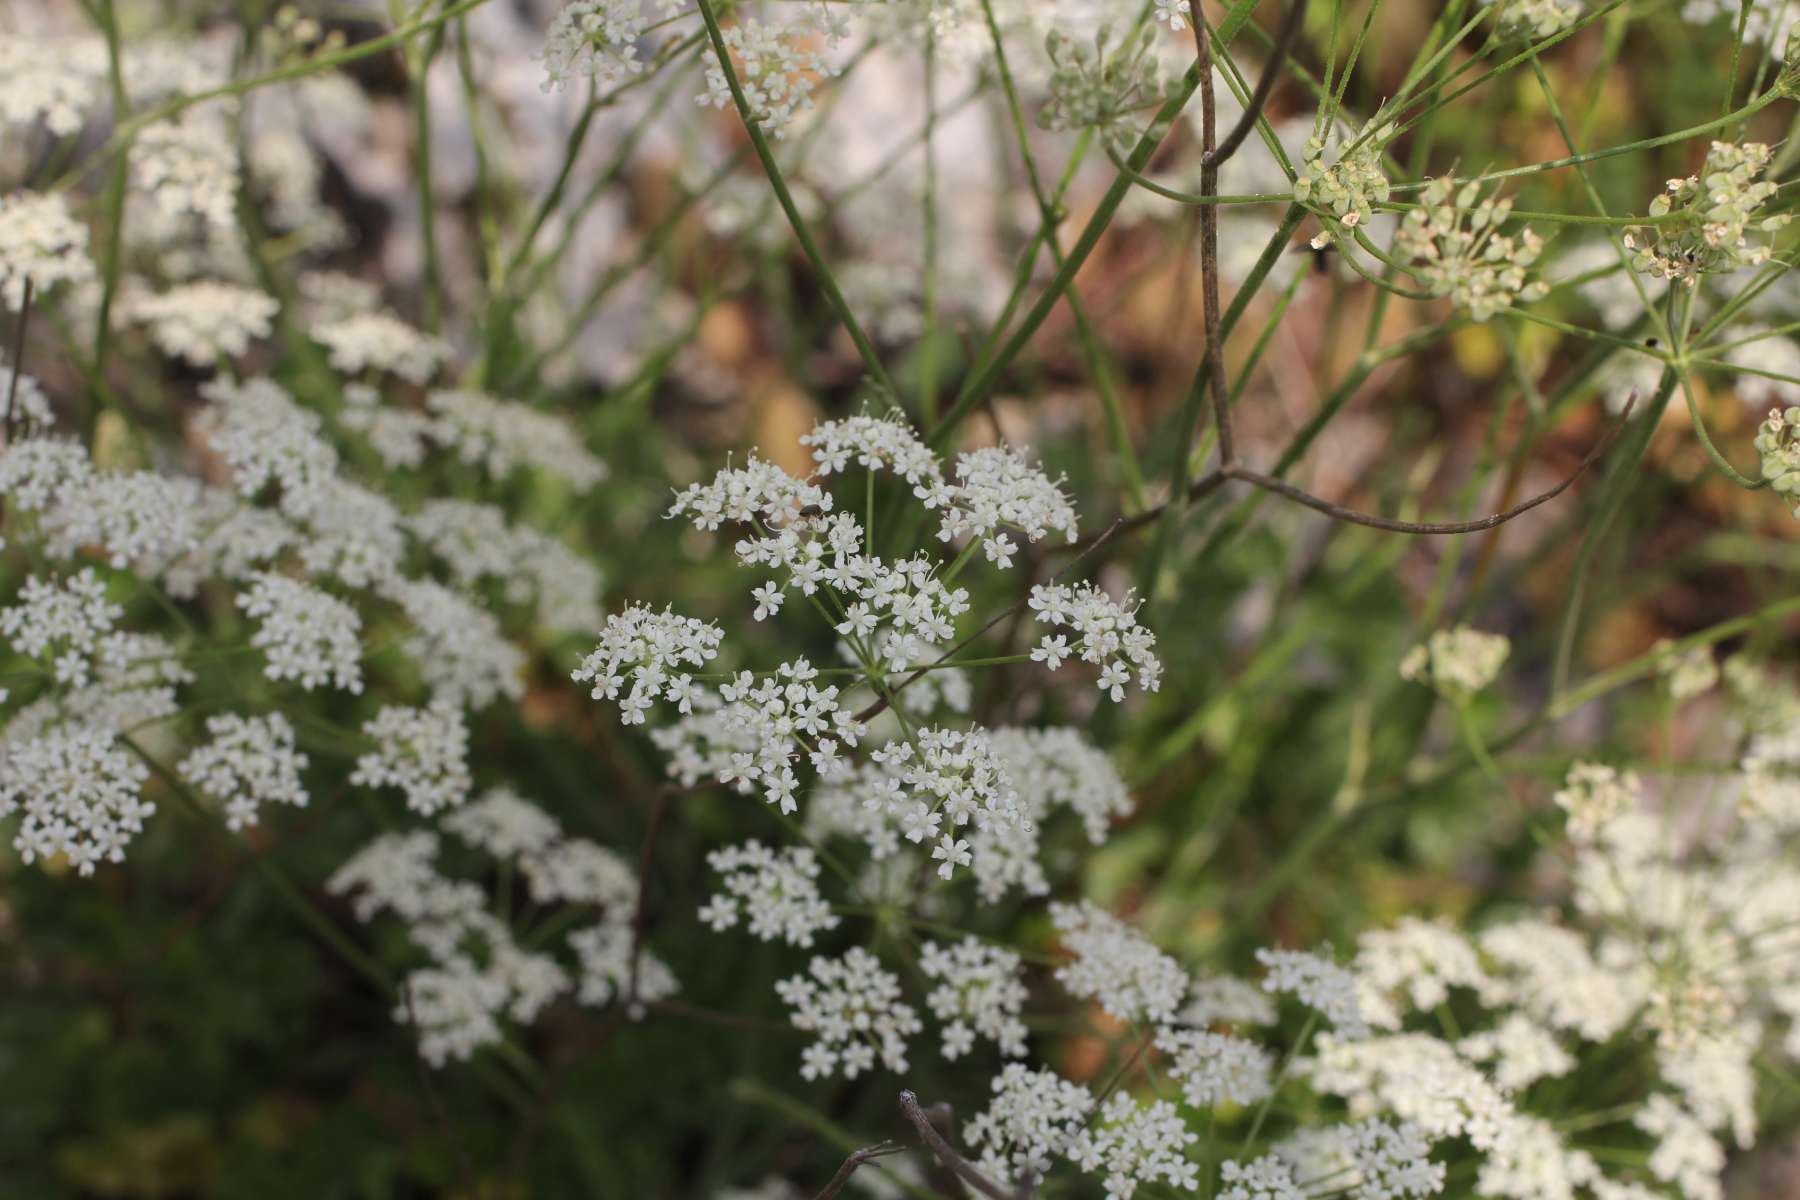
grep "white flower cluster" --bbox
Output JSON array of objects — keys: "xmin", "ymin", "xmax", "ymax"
[
  {"xmin": 989, "ymin": 726, "xmax": 1132, "ymax": 844},
  {"xmin": 1181, "ymin": 973, "xmax": 1279, "ymax": 1028},
  {"xmin": 425, "ymin": 389, "xmax": 608, "ymax": 489},
  {"xmin": 1256, "ymin": 946, "xmax": 1371, "ymax": 1040},
  {"xmin": 0, "ymin": 723, "xmax": 153, "ymax": 875},
  {"xmin": 919, "ymin": 938, "xmax": 1029, "ymax": 1059},
  {"xmin": 238, "ymin": 571, "xmax": 364, "ymax": 693},
  {"xmin": 312, "ymin": 311, "xmax": 448, "ymax": 384},
  {"xmin": 1221, "ymin": 1119, "xmax": 1443, "ymax": 1200},
  {"xmin": 0, "ymin": 191, "xmax": 96, "ymax": 309},
  {"xmin": 698, "ymin": 839, "xmax": 839, "ymax": 947},
  {"xmin": 777, "ymin": 946, "xmax": 923, "ymax": 1079},
  {"xmin": 331, "ymin": 791, "xmax": 676, "ymax": 1065},
  {"xmin": 1051, "ymin": 900, "xmax": 1187, "ymax": 1024},
  {"xmin": 350, "ymin": 702, "xmax": 472, "ymax": 815},
  {"xmin": 538, "ymin": 0, "xmax": 649, "ymax": 92},
  {"xmin": 1038, "ymin": 26, "xmax": 1179, "ymax": 147},
  {"xmin": 1, "ymin": 569, "xmax": 124, "ymax": 688},
  {"xmin": 329, "ymin": 831, "xmax": 566, "ymax": 1065},
  {"xmin": 803, "ymin": 414, "xmax": 1078, "ymax": 568},
  {"xmin": 0, "ymin": 34, "xmax": 104, "ymax": 136},
  {"xmin": 1394, "ymin": 179, "xmax": 1549, "ymax": 321},
  {"xmin": 1068, "ymin": 1093, "xmax": 1200, "ymax": 1199},
  {"xmin": 646, "ymin": 658, "xmax": 867, "ymax": 816},
  {"xmin": 126, "ymin": 282, "xmax": 278, "ymax": 366},
  {"xmin": 802, "ymin": 413, "xmax": 941, "ymax": 485},
  {"xmin": 1398, "ymin": 625, "xmax": 1510, "ymax": 700},
  {"xmin": 382, "ymin": 577, "xmax": 526, "ymax": 711},
  {"xmin": 1485, "ymin": 0, "xmax": 1582, "ymax": 40},
  {"xmin": 1552, "ymin": 760, "xmax": 1642, "ymax": 844},
  {"xmin": 876, "ymin": 726, "xmax": 1021, "ymax": 880},
  {"xmin": 195, "ymin": 376, "xmax": 340, "ymax": 518},
  {"xmin": 1155, "ymin": 1028, "xmax": 1274, "ymax": 1109},
  {"xmin": 700, "ymin": 16, "xmax": 840, "ymax": 138},
  {"xmin": 571, "ymin": 604, "xmax": 725, "ymax": 724},
  {"xmin": 131, "ymin": 116, "xmax": 240, "ymax": 232},
  {"xmin": 1653, "ymin": 638, "xmax": 1719, "ymax": 700},
  {"xmin": 1627, "ymin": 141, "xmax": 1792, "ymax": 284},
  {"xmin": 1028, "ymin": 580, "xmax": 1162, "ymax": 701},
  {"xmin": 928, "ymin": 445, "xmax": 1078, "ymax": 568},
  {"xmin": 966, "ymin": 1063, "xmax": 1094, "ymax": 1184},
  {"xmin": 178, "ymin": 713, "xmax": 309, "ymax": 831},
  {"xmin": 1354, "ymin": 917, "xmax": 1495, "ymax": 1031}
]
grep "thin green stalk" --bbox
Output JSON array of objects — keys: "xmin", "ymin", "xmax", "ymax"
[
  {"xmin": 693, "ymin": 0, "xmax": 895, "ymax": 395},
  {"xmin": 1549, "ymin": 369, "xmax": 1678, "ymax": 698}
]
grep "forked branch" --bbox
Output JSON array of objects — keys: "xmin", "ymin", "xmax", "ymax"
[
  {"xmin": 813, "ymin": 1141, "xmax": 906, "ymax": 1200},
  {"xmin": 898, "ymin": 1090, "xmax": 1019, "ymax": 1200}
]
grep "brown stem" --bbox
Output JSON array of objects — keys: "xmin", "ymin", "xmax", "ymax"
[
  {"xmin": 1204, "ymin": 2, "xmax": 1307, "ymax": 169},
  {"xmin": 898, "ymin": 1090, "xmax": 1016, "ymax": 1200},
  {"xmin": 1189, "ymin": 14, "xmax": 1234, "ymax": 467},
  {"xmin": 1223, "ymin": 393, "xmax": 1636, "ymax": 534},
  {"xmin": 1062, "ymin": 395, "xmax": 1637, "ymax": 550},
  {"xmin": 625, "ymin": 784, "xmax": 672, "ymax": 1009},
  {"xmin": 813, "ymin": 1142, "xmax": 906, "ymax": 1200}
]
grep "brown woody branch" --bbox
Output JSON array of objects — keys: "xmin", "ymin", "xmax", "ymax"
[
  {"xmin": 813, "ymin": 1141, "xmax": 906, "ymax": 1200},
  {"xmin": 1204, "ymin": 1, "xmax": 1307, "ymax": 169},
  {"xmin": 898, "ymin": 1090, "xmax": 1019, "ymax": 1200}
]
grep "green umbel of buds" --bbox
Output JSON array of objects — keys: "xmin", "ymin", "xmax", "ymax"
[
  {"xmin": 1755, "ymin": 406, "xmax": 1800, "ymax": 516},
  {"xmin": 1625, "ymin": 141, "xmax": 1792, "ymax": 285}
]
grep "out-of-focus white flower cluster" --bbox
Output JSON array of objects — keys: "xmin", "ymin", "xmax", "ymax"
[
  {"xmin": 1399, "ymin": 625, "xmax": 1510, "ymax": 700},
  {"xmin": 330, "ymin": 789, "xmax": 675, "ymax": 1066}
]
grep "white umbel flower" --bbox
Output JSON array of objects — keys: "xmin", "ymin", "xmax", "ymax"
[
  {"xmin": 0, "ymin": 723, "xmax": 153, "ymax": 875},
  {"xmin": 128, "ymin": 281, "xmax": 277, "ymax": 366},
  {"xmin": 178, "ymin": 713, "xmax": 309, "ymax": 831},
  {"xmin": 1067, "ymin": 1092, "xmax": 1200, "ymax": 1199},
  {"xmin": 919, "ymin": 938, "xmax": 1029, "ymax": 1059},
  {"xmin": 1398, "ymin": 625, "xmax": 1510, "ymax": 699},
  {"xmin": 195, "ymin": 376, "xmax": 339, "ymax": 519},
  {"xmin": 538, "ymin": 0, "xmax": 647, "ymax": 92},
  {"xmin": 441, "ymin": 787, "xmax": 563, "ymax": 859},
  {"xmin": 237, "ymin": 572, "xmax": 363, "ymax": 693},
  {"xmin": 1051, "ymin": 900, "xmax": 1187, "ymax": 1024},
  {"xmin": 1028, "ymin": 580, "xmax": 1163, "ymax": 700},
  {"xmin": 1257, "ymin": 946, "xmax": 1371, "ymax": 1040},
  {"xmin": 313, "ymin": 311, "xmax": 448, "ymax": 384},
  {"xmin": 777, "ymin": 946, "xmax": 922, "ymax": 1080},
  {"xmin": 1155, "ymin": 1028, "xmax": 1275, "ymax": 1109},
  {"xmin": 965, "ymin": 1063, "xmax": 1093, "ymax": 1185},
  {"xmin": 700, "ymin": 840, "xmax": 839, "ymax": 947},
  {"xmin": 382, "ymin": 576, "xmax": 526, "ymax": 711},
  {"xmin": 572, "ymin": 604, "xmax": 724, "ymax": 725},
  {"xmin": 0, "ymin": 569, "xmax": 123, "ymax": 688},
  {"xmin": 350, "ymin": 702, "xmax": 472, "ymax": 815},
  {"xmin": 0, "ymin": 191, "xmax": 96, "ymax": 309},
  {"xmin": 426, "ymin": 389, "xmax": 607, "ymax": 488}
]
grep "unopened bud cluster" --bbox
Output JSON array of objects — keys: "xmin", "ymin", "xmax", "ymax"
[
  {"xmin": 1394, "ymin": 178, "xmax": 1549, "ymax": 321},
  {"xmin": 1626, "ymin": 141, "xmax": 1791, "ymax": 284},
  {"xmin": 1754, "ymin": 406, "xmax": 1800, "ymax": 515},
  {"xmin": 1486, "ymin": 0, "xmax": 1581, "ymax": 40},
  {"xmin": 1296, "ymin": 116, "xmax": 1395, "ymax": 242},
  {"xmin": 1038, "ymin": 26, "xmax": 1179, "ymax": 146}
]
